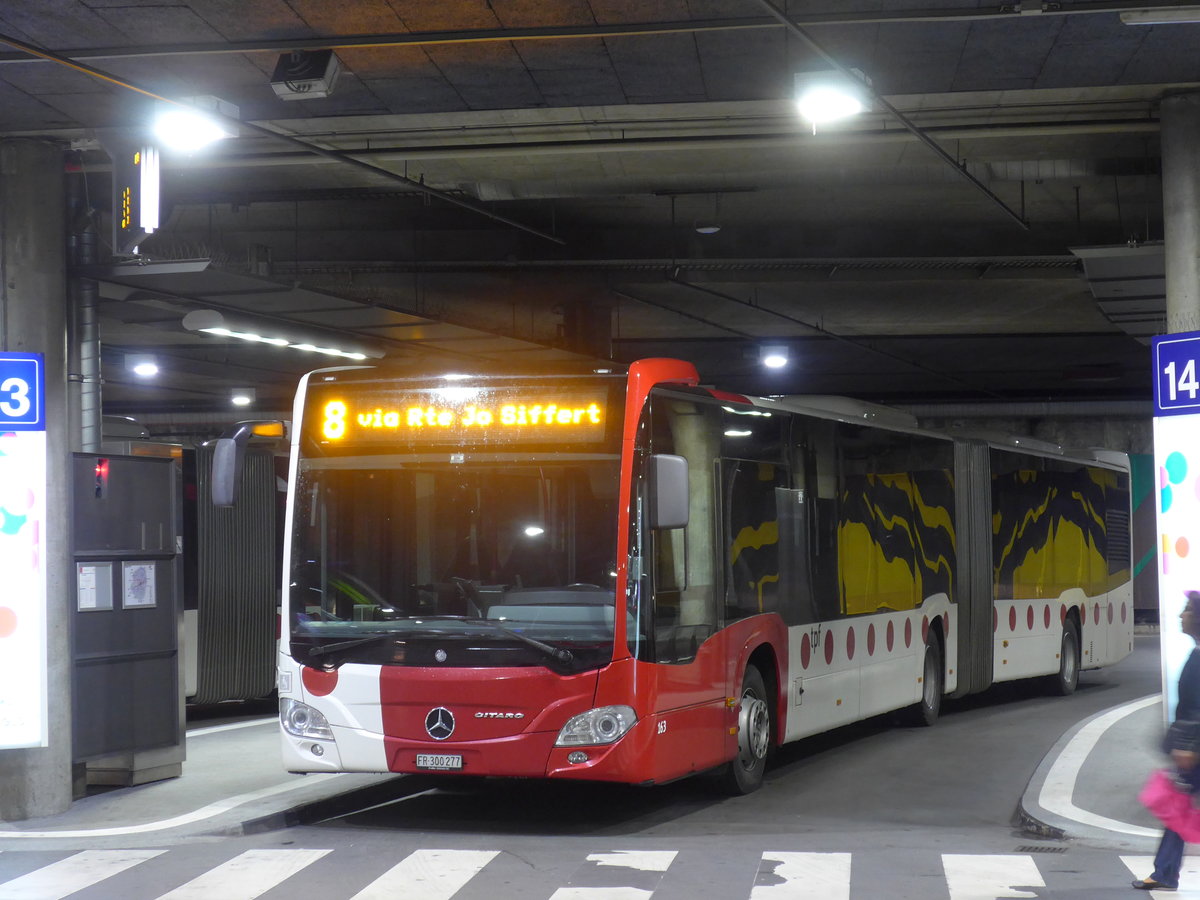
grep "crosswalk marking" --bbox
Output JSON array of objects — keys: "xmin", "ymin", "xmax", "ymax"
[
  {"xmin": 942, "ymin": 855, "xmax": 1044, "ymax": 900},
  {"xmin": 588, "ymin": 851, "xmax": 677, "ymax": 872},
  {"xmin": 1120, "ymin": 854, "xmax": 1200, "ymax": 897},
  {"xmin": 0, "ymin": 848, "xmax": 165, "ymax": 900},
  {"xmin": 155, "ymin": 848, "xmax": 332, "ymax": 899},
  {"xmin": 750, "ymin": 851, "xmax": 850, "ymax": 899},
  {"xmin": 3, "ymin": 847, "xmax": 1199, "ymax": 899},
  {"xmin": 348, "ymin": 849, "xmax": 499, "ymax": 900},
  {"xmin": 549, "ymin": 851, "xmax": 678, "ymax": 900}
]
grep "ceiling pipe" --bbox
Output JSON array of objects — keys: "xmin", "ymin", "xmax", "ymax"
[
  {"xmin": 0, "ymin": 32, "xmax": 567, "ymax": 247},
  {"xmin": 276, "ymin": 255, "xmax": 1080, "ymax": 275},
  {"xmin": 112, "ymin": 118, "xmax": 1160, "ymax": 176},
  {"xmin": 754, "ymin": 0, "xmax": 1031, "ymax": 232},
  {"xmin": 0, "ymin": 4, "xmax": 1189, "ymax": 65},
  {"xmin": 900, "ymin": 400, "xmax": 1151, "ymax": 417}
]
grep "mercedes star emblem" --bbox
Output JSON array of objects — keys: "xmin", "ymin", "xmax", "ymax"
[{"xmin": 425, "ymin": 707, "xmax": 455, "ymax": 741}]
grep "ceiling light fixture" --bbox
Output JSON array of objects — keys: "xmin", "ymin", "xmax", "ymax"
[
  {"xmin": 695, "ymin": 193, "xmax": 722, "ymax": 234},
  {"xmin": 794, "ymin": 69, "xmax": 872, "ymax": 132},
  {"xmin": 125, "ymin": 354, "xmax": 159, "ymax": 377},
  {"xmin": 231, "ymin": 387, "xmax": 256, "ymax": 407},
  {"xmin": 761, "ymin": 345, "xmax": 789, "ymax": 369},
  {"xmin": 1120, "ymin": 8, "xmax": 1200, "ymax": 24},
  {"xmin": 181, "ymin": 309, "xmax": 384, "ymax": 360},
  {"xmin": 152, "ymin": 96, "xmax": 239, "ymax": 152}
]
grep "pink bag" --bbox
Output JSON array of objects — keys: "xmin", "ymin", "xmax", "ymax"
[{"xmin": 1140, "ymin": 768, "xmax": 1200, "ymax": 842}]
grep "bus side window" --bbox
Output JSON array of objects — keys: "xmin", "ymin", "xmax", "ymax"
[
  {"xmin": 800, "ymin": 418, "xmax": 841, "ymax": 622},
  {"xmin": 721, "ymin": 457, "xmax": 786, "ymax": 622}
]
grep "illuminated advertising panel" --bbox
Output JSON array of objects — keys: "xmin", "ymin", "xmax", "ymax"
[
  {"xmin": 305, "ymin": 383, "xmax": 616, "ymax": 451},
  {"xmin": 0, "ymin": 352, "xmax": 48, "ymax": 749},
  {"xmin": 1153, "ymin": 331, "xmax": 1200, "ymax": 722}
]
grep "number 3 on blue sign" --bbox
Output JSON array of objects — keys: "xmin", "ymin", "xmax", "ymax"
[
  {"xmin": 0, "ymin": 354, "xmax": 44, "ymax": 429},
  {"xmin": 1, "ymin": 376, "xmax": 32, "ymax": 418}
]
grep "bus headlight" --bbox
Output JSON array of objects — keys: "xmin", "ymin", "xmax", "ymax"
[
  {"xmin": 280, "ymin": 698, "xmax": 334, "ymax": 740},
  {"xmin": 555, "ymin": 705, "xmax": 637, "ymax": 746}
]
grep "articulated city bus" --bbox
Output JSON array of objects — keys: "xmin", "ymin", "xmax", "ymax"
[{"xmin": 248, "ymin": 358, "xmax": 1131, "ymax": 794}]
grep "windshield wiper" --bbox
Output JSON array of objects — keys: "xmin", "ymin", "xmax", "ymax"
[
  {"xmin": 298, "ymin": 619, "xmax": 574, "ymax": 667},
  {"xmin": 302, "ymin": 632, "xmax": 395, "ymax": 660},
  {"xmin": 441, "ymin": 616, "xmax": 574, "ymax": 664},
  {"xmin": 438, "ymin": 577, "xmax": 575, "ymax": 665}
]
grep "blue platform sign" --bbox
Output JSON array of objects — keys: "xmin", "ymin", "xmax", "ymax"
[
  {"xmin": 0, "ymin": 353, "xmax": 44, "ymax": 430},
  {"xmin": 0, "ymin": 351, "xmax": 48, "ymax": 749},
  {"xmin": 1154, "ymin": 331, "xmax": 1200, "ymax": 416},
  {"xmin": 1153, "ymin": 330, "xmax": 1200, "ymax": 725}
]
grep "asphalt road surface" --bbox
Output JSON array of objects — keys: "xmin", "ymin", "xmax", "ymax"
[{"xmin": 0, "ymin": 636, "xmax": 1170, "ymax": 900}]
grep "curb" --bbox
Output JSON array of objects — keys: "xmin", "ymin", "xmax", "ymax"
[
  {"xmin": 1015, "ymin": 694, "xmax": 1161, "ymax": 850},
  {"xmin": 232, "ymin": 774, "xmax": 438, "ymax": 835}
]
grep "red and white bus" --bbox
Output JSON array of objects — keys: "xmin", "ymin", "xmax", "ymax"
[{"xmin": 254, "ymin": 358, "xmax": 1132, "ymax": 793}]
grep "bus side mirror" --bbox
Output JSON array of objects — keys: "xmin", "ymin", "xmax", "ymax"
[
  {"xmin": 211, "ymin": 436, "xmax": 241, "ymax": 507},
  {"xmin": 210, "ymin": 420, "xmax": 286, "ymax": 507},
  {"xmin": 648, "ymin": 453, "xmax": 689, "ymax": 529}
]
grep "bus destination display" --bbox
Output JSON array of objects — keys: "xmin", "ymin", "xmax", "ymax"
[{"xmin": 311, "ymin": 388, "xmax": 610, "ymax": 446}]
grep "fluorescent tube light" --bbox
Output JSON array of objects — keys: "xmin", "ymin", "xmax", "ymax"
[{"xmin": 182, "ymin": 309, "xmax": 384, "ymax": 360}]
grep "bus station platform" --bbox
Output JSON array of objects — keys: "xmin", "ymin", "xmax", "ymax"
[{"xmin": 0, "ymin": 685, "xmax": 1175, "ymax": 852}]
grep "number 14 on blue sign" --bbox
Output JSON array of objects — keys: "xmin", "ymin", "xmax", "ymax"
[{"xmin": 1155, "ymin": 333, "xmax": 1200, "ymax": 416}]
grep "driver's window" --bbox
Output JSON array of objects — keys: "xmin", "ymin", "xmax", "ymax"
[{"xmin": 647, "ymin": 393, "xmax": 719, "ymax": 664}]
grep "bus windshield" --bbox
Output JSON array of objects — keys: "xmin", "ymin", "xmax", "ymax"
[{"xmin": 287, "ymin": 456, "xmax": 621, "ymax": 673}]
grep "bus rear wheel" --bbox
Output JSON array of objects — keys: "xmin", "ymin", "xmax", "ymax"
[
  {"xmin": 1046, "ymin": 618, "xmax": 1080, "ymax": 696},
  {"xmin": 718, "ymin": 665, "xmax": 772, "ymax": 795}
]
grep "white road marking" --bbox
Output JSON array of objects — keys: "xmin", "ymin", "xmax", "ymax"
[
  {"xmin": 588, "ymin": 851, "xmax": 677, "ymax": 872},
  {"xmin": 943, "ymin": 854, "xmax": 1044, "ymax": 900},
  {"xmin": 548, "ymin": 849, "xmax": 678, "ymax": 899},
  {"xmin": 155, "ymin": 848, "xmax": 331, "ymax": 899},
  {"xmin": 0, "ymin": 775, "xmax": 352, "ymax": 839},
  {"xmin": 348, "ymin": 849, "xmax": 498, "ymax": 900},
  {"xmin": 0, "ymin": 848, "xmax": 164, "ymax": 900},
  {"xmin": 1036, "ymin": 692, "xmax": 1162, "ymax": 837},
  {"xmin": 750, "ymin": 851, "xmax": 851, "ymax": 899},
  {"xmin": 1121, "ymin": 854, "xmax": 1200, "ymax": 898},
  {"xmin": 188, "ymin": 717, "xmax": 276, "ymax": 737}
]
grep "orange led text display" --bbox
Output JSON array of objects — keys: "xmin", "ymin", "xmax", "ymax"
[{"xmin": 319, "ymin": 399, "xmax": 605, "ymax": 442}]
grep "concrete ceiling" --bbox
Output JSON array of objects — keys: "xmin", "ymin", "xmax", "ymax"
[{"xmin": 1, "ymin": 0, "xmax": 1195, "ymax": 429}]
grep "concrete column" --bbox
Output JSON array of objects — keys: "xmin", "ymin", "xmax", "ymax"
[
  {"xmin": 1162, "ymin": 92, "xmax": 1200, "ymax": 334},
  {"xmin": 0, "ymin": 138, "xmax": 72, "ymax": 819}
]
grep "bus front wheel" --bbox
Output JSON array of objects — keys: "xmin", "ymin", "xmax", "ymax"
[{"xmin": 718, "ymin": 665, "xmax": 772, "ymax": 795}]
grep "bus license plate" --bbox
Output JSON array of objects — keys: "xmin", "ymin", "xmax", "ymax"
[{"xmin": 416, "ymin": 753, "xmax": 463, "ymax": 770}]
